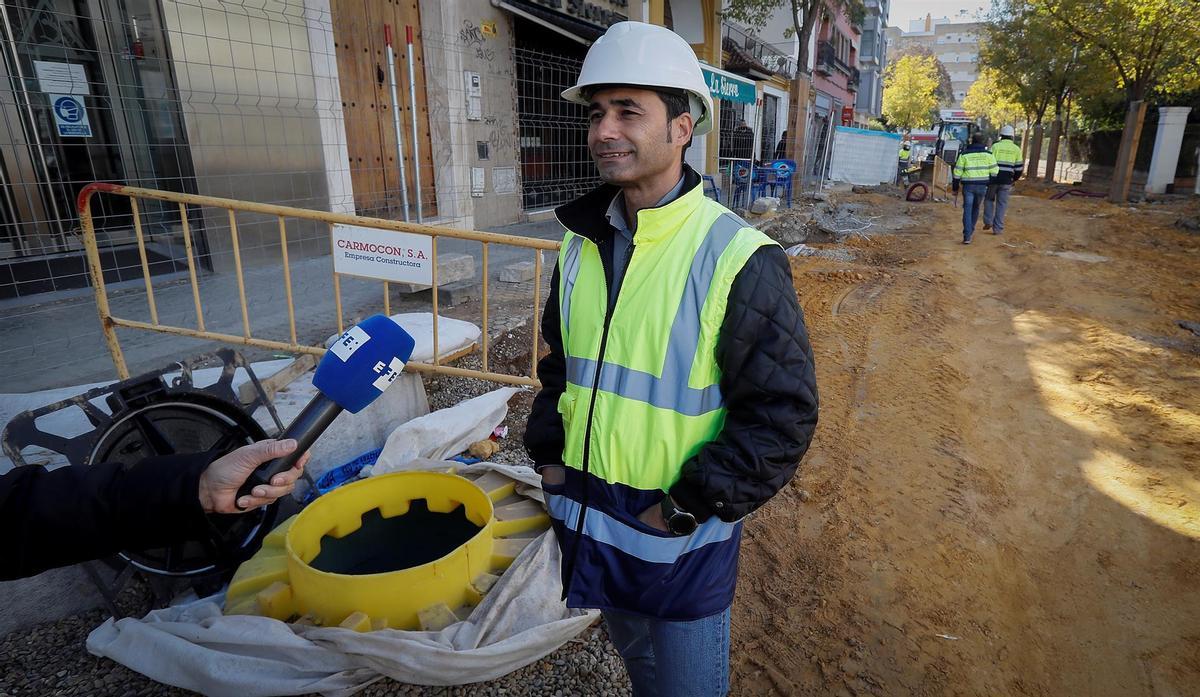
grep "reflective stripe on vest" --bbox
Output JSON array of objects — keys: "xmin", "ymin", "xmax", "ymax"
[
  {"xmin": 559, "ymin": 234, "xmax": 585, "ymax": 332},
  {"xmin": 546, "ymin": 493, "xmax": 736, "ymax": 564},
  {"xmin": 560, "ymin": 213, "xmax": 744, "ymax": 417}
]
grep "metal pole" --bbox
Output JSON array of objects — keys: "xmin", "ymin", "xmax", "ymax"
[
  {"xmin": 406, "ymin": 26, "xmax": 424, "ymax": 223},
  {"xmin": 385, "ymin": 25, "xmax": 410, "ymax": 222},
  {"xmin": 749, "ymin": 89, "xmax": 765, "ymax": 207}
]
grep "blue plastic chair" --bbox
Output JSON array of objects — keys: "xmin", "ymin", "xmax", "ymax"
[
  {"xmin": 762, "ymin": 159, "xmax": 797, "ymax": 208},
  {"xmin": 701, "ymin": 174, "xmax": 722, "ymax": 202},
  {"xmin": 731, "ymin": 162, "xmax": 753, "ymax": 209}
]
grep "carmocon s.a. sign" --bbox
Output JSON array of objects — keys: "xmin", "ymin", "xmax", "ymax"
[{"xmin": 331, "ymin": 224, "xmax": 432, "ymax": 285}]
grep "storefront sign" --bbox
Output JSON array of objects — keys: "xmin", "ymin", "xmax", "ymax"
[
  {"xmin": 34, "ymin": 61, "xmax": 90, "ymax": 95},
  {"xmin": 525, "ymin": 0, "xmax": 628, "ymax": 30},
  {"xmin": 701, "ymin": 67, "xmax": 755, "ymax": 104},
  {"xmin": 50, "ymin": 94, "xmax": 92, "ymax": 137},
  {"xmin": 331, "ymin": 224, "xmax": 432, "ymax": 285}
]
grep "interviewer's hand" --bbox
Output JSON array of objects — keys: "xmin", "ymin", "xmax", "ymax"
[{"xmin": 198, "ymin": 439, "xmax": 309, "ymax": 514}]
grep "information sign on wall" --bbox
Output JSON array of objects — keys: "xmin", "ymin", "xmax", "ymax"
[{"xmin": 50, "ymin": 94, "xmax": 92, "ymax": 137}]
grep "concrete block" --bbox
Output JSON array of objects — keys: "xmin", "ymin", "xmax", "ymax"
[
  {"xmin": 499, "ymin": 261, "xmax": 536, "ymax": 283},
  {"xmin": 417, "ymin": 280, "xmax": 480, "ymax": 307},
  {"xmin": 394, "ymin": 253, "xmax": 476, "ymax": 293},
  {"xmin": 436, "ymin": 253, "xmax": 476, "ymax": 285},
  {"xmin": 751, "ymin": 197, "xmax": 780, "ymax": 215}
]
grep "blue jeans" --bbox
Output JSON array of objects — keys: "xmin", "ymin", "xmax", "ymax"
[
  {"xmin": 961, "ymin": 184, "xmax": 987, "ymax": 241},
  {"xmin": 984, "ymin": 183, "xmax": 1012, "ymax": 233},
  {"xmin": 602, "ymin": 607, "xmax": 731, "ymax": 697}
]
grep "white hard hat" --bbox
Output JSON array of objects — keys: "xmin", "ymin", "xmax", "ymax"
[
  {"xmin": 562, "ymin": 22, "xmax": 715, "ymax": 136},
  {"xmin": 999, "ymin": 125, "xmax": 1015, "ymax": 137}
]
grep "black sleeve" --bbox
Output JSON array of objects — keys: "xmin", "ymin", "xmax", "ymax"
[
  {"xmin": 0, "ymin": 452, "xmax": 215, "ymax": 581},
  {"xmin": 524, "ymin": 265, "xmax": 567, "ymax": 469},
  {"xmin": 669, "ymin": 245, "xmax": 819, "ymax": 523}
]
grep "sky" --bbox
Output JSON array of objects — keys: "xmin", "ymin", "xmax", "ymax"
[{"xmin": 888, "ymin": 0, "xmax": 989, "ymax": 31}]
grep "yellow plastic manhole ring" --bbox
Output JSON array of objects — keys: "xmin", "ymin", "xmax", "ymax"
[{"xmin": 224, "ymin": 469, "xmax": 549, "ymax": 631}]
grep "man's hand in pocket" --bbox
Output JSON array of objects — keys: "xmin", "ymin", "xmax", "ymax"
[{"xmin": 539, "ymin": 465, "xmax": 566, "ymax": 487}]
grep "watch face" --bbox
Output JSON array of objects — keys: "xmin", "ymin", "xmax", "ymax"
[{"xmin": 668, "ymin": 511, "xmax": 698, "ymax": 536}]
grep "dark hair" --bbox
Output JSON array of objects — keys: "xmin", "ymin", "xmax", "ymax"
[
  {"xmin": 582, "ymin": 84, "xmax": 693, "ymax": 155},
  {"xmin": 971, "ymin": 133, "xmax": 987, "ymax": 146}
]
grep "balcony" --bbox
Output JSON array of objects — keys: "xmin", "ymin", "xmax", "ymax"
[
  {"xmin": 815, "ymin": 40, "xmax": 853, "ymax": 77},
  {"xmin": 721, "ymin": 21, "xmax": 798, "ymax": 80},
  {"xmin": 848, "ymin": 67, "xmax": 861, "ymax": 91}
]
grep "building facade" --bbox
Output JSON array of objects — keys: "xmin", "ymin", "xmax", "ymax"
[
  {"xmin": 1, "ymin": 0, "xmax": 812, "ymax": 301},
  {"xmin": 855, "ymin": 0, "xmax": 889, "ymax": 121},
  {"xmin": 883, "ymin": 13, "xmax": 981, "ymax": 109}
]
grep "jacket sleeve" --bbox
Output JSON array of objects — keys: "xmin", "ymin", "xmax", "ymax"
[
  {"xmin": 0, "ymin": 452, "xmax": 215, "ymax": 581},
  {"xmin": 524, "ymin": 265, "xmax": 567, "ymax": 469},
  {"xmin": 669, "ymin": 245, "xmax": 819, "ymax": 523}
]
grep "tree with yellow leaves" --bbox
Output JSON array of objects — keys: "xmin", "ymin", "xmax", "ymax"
[
  {"xmin": 963, "ymin": 69, "xmax": 1025, "ymax": 130},
  {"xmin": 882, "ymin": 54, "xmax": 941, "ymax": 134}
]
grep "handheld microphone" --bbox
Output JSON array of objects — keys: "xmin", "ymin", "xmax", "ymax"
[{"xmin": 237, "ymin": 315, "xmax": 416, "ymax": 505}]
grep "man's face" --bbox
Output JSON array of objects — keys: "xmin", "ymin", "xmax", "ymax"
[{"xmin": 587, "ymin": 86, "xmax": 689, "ymax": 186}]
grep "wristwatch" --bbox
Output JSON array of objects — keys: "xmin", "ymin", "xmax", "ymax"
[{"xmin": 660, "ymin": 496, "xmax": 698, "ymax": 536}]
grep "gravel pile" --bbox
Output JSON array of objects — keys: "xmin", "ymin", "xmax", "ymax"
[
  {"xmin": 359, "ymin": 625, "xmax": 631, "ymax": 697},
  {"xmin": 0, "ymin": 316, "xmax": 633, "ymax": 696}
]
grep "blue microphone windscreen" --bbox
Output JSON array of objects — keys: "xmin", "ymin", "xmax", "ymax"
[{"xmin": 314, "ymin": 315, "xmax": 417, "ymax": 413}]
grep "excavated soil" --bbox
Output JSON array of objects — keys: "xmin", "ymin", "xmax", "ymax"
[{"xmin": 731, "ymin": 190, "xmax": 1200, "ymax": 696}]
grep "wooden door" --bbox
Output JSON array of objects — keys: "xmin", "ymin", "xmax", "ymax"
[{"xmin": 330, "ymin": 0, "xmax": 436, "ymax": 218}]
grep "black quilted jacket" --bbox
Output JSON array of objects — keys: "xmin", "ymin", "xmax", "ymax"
[{"xmin": 524, "ymin": 169, "xmax": 819, "ymax": 523}]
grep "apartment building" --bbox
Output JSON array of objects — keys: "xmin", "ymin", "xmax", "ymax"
[
  {"xmin": 883, "ymin": 12, "xmax": 981, "ymax": 109},
  {"xmin": 856, "ymin": 0, "xmax": 890, "ymax": 121}
]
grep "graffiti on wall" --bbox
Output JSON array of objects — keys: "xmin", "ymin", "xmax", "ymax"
[{"xmin": 458, "ymin": 20, "xmax": 496, "ymax": 62}]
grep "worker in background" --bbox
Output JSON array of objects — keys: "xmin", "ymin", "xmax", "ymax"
[
  {"xmin": 525, "ymin": 21, "xmax": 818, "ymax": 696},
  {"xmin": 897, "ymin": 140, "xmax": 912, "ymax": 183},
  {"xmin": 952, "ymin": 133, "xmax": 999, "ymax": 244},
  {"xmin": 1, "ymin": 439, "xmax": 307, "ymax": 581},
  {"xmin": 983, "ymin": 125, "xmax": 1024, "ymax": 234}
]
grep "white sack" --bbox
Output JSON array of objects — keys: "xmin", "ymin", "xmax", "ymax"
[{"xmin": 372, "ymin": 388, "xmax": 522, "ymax": 475}]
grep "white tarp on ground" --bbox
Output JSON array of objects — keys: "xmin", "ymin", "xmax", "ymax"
[
  {"xmin": 86, "ymin": 389, "xmax": 595, "ymax": 695},
  {"xmin": 86, "ymin": 523, "xmax": 593, "ymax": 696},
  {"xmin": 827, "ymin": 126, "xmax": 903, "ymax": 186}
]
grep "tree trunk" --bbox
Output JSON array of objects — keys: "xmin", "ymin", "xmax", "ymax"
[
  {"xmin": 1027, "ymin": 122, "xmax": 1044, "ymax": 179},
  {"xmin": 1043, "ymin": 118, "xmax": 1062, "ymax": 183},
  {"xmin": 1109, "ymin": 100, "xmax": 1147, "ymax": 203},
  {"xmin": 786, "ymin": 76, "xmax": 813, "ymax": 180}
]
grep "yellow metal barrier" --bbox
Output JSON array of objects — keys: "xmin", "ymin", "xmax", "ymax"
[{"xmin": 77, "ymin": 183, "xmax": 560, "ymax": 387}]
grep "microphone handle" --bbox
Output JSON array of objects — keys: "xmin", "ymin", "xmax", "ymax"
[{"xmin": 237, "ymin": 394, "xmax": 344, "ymax": 502}]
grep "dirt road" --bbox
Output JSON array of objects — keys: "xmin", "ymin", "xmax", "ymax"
[{"xmin": 732, "ymin": 189, "xmax": 1200, "ymax": 696}]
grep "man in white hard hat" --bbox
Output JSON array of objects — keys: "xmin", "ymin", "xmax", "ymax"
[
  {"xmin": 984, "ymin": 125, "xmax": 1023, "ymax": 234},
  {"xmin": 525, "ymin": 21, "xmax": 818, "ymax": 696}
]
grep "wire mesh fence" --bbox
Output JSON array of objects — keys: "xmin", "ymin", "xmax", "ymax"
[
  {"xmin": 0, "ymin": 0, "xmax": 572, "ymax": 392},
  {"xmin": 0, "ymin": 0, "xmax": 939, "ymax": 394}
]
